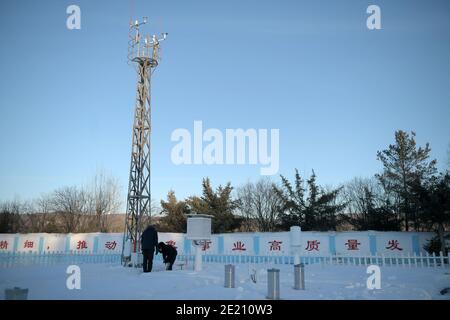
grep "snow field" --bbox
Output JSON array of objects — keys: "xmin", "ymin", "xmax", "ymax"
[{"xmin": 1, "ymin": 261, "xmax": 449, "ymax": 300}]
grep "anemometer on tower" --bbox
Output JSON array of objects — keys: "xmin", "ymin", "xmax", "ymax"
[
  {"xmin": 122, "ymin": 17, "xmax": 167, "ymax": 267},
  {"xmin": 127, "ymin": 17, "xmax": 167, "ymax": 69}
]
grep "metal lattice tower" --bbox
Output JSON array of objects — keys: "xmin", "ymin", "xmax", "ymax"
[{"xmin": 122, "ymin": 17, "xmax": 167, "ymax": 266}]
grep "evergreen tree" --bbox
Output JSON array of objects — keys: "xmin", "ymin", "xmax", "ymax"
[
  {"xmin": 376, "ymin": 130, "xmax": 437, "ymax": 231},
  {"xmin": 274, "ymin": 169, "xmax": 345, "ymax": 231},
  {"xmin": 273, "ymin": 169, "xmax": 305, "ymax": 228},
  {"xmin": 412, "ymin": 172, "xmax": 450, "ymax": 254},
  {"xmin": 160, "ymin": 191, "xmax": 189, "ymax": 232},
  {"xmin": 187, "ymin": 178, "xmax": 241, "ymax": 233}
]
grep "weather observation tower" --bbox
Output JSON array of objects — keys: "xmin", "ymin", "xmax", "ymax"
[{"xmin": 122, "ymin": 17, "xmax": 167, "ymax": 267}]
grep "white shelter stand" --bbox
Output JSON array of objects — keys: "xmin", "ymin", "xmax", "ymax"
[
  {"xmin": 186, "ymin": 214, "xmax": 213, "ymax": 272},
  {"xmin": 290, "ymin": 226, "xmax": 302, "ymax": 265}
]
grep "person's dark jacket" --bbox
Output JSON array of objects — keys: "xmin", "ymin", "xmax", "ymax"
[
  {"xmin": 157, "ymin": 242, "xmax": 177, "ymax": 263},
  {"xmin": 141, "ymin": 226, "xmax": 158, "ymax": 251}
]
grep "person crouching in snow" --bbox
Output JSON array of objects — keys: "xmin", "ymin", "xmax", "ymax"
[{"xmin": 157, "ymin": 242, "xmax": 177, "ymax": 270}]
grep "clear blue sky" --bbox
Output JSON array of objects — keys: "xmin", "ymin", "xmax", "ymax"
[{"xmin": 1, "ymin": 0, "xmax": 449, "ymax": 210}]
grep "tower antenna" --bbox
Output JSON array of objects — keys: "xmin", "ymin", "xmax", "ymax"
[{"xmin": 122, "ymin": 17, "xmax": 167, "ymax": 267}]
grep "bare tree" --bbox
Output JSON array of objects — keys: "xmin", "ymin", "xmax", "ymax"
[
  {"xmin": 0, "ymin": 199, "xmax": 23, "ymax": 233},
  {"xmin": 85, "ymin": 172, "xmax": 122, "ymax": 232},
  {"xmin": 236, "ymin": 182, "xmax": 255, "ymax": 231},
  {"xmin": 237, "ymin": 178, "xmax": 282, "ymax": 232},
  {"xmin": 0, "ymin": 171, "xmax": 123, "ymax": 233},
  {"xmin": 343, "ymin": 177, "xmax": 384, "ymax": 215},
  {"xmin": 342, "ymin": 177, "xmax": 401, "ymax": 231},
  {"xmin": 24, "ymin": 194, "xmax": 58, "ymax": 233},
  {"xmin": 50, "ymin": 186, "xmax": 88, "ymax": 233}
]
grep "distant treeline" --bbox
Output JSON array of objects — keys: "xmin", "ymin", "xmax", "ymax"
[
  {"xmin": 0, "ymin": 172, "xmax": 122, "ymax": 233},
  {"xmin": 1, "ymin": 130, "xmax": 449, "ymax": 253}
]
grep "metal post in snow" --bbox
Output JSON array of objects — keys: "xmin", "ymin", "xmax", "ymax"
[
  {"xmin": 224, "ymin": 264, "xmax": 235, "ymax": 288},
  {"xmin": 294, "ymin": 263, "xmax": 305, "ymax": 290},
  {"xmin": 267, "ymin": 268, "xmax": 280, "ymax": 300}
]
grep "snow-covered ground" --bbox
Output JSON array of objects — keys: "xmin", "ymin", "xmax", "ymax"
[{"xmin": 1, "ymin": 261, "xmax": 449, "ymax": 300}]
